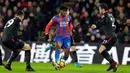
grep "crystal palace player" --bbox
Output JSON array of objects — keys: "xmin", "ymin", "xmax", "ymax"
[
  {"xmin": 45, "ymin": 5, "xmax": 72, "ymax": 70},
  {"xmin": 91, "ymin": 3, "xmax": 119, "ymax": 72},
  {"xmin": 1, "ymin": 10, "xmax": 35, "ymax": 71},
  {"xmin": 45, "ymin": 9, "xmax": 81, "ymax": 68}
]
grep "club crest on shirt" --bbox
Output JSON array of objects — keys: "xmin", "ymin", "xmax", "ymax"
[{"xmin": 60, "ymin": 22, "xmax": 69, "ymax": 27}]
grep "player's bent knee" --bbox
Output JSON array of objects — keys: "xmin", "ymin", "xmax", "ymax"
[
  {"xmin": 71, "ymin": 46, "xmax": 76, "ymax": 51},
  {"xmin": 98, "ymin": 45, "xmax": 105, "ymax": 54},
  {"xmin": 55, "ymin": 42, "xmax": 62, "ymax": 49},
  {"xmin": 22, "ymin": 44, "xmax": 31, "ymax": 50},
  {"xmin": 60, "ymin": 49, "xmax": 64, "ymax": 53}
]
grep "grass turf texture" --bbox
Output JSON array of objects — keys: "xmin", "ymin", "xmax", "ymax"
[{"xmin": 0, "ymin": 62, "xmax": 129, "ymax": 73}]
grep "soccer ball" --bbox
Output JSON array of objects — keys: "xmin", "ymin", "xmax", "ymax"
[{"xmin": 57, "ymin": 59, "xmax": 66, "ymax": 68}]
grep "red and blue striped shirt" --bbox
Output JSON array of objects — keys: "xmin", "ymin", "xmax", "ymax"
[{"xmin": 45, "ymin": 14, "xmax": 73, "ymax": 38}]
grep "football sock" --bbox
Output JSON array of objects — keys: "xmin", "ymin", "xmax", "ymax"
[
  {"xmin": 55, "ymin": 50, "xmax": 60, "ymax": 63},
  {"xmin": 101, "ymin": 50, "xmax": 115, "ymax": 64},
  {"xmin": 8, "ymin": 51, "xmax": 20, "ymax": 65},
  {"xmin": 70, "ymin": 51, "xmax": 78, "ymax": 63},
  {"xmin": 62, "ymin": 56, "xmax": 68, "ymax": 61},
  {"xmin": 63, "ymin": 49, "xmax": 70, "ymax": 61},
  {"xmin": 25, "ymin": 50, "xmax": 31, "ymax": 67},
  {"xmin": 0, "ymin": 50, "xmax": 2, "ymax": 65}
]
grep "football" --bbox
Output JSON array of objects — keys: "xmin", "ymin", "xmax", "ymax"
[{"xmin": 57, "ymin": 59, "xmax": 66, "ymax": 68}]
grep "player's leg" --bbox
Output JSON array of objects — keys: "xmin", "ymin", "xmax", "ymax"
[
  {"xmin": 55, "ymin": 41, "xmax": 62, "ymax": 63},
  {"xmin": 70, "ymin": 46, "xmax": 82, "ymax": 68},
  {"xmin": 1, "ymin": 40, "xmax": 21, "ymax": 71},
  {"xmin": 54, "ymin": 36, "xmax": 63, "ymax": 63},
  {"xmin": 53, "ymin": 38, "xmax": 70, "ymax": 70},
  {"xmin": 52, "ymin": 37, "xmax": 63, "ymax": 70},
  {"xmin": 61, "ymin": 38, "xmax": 71, "ymax": 61},
  {"xmin": 70, "ymin": 36, "xmax": 81, "ymax": 67},
  {"xmin": 21, "ymin": 43, "xmax": 35, "ymax": 71},
  {"xmin": 99, "ymin": 37, "xmax": 118, "ymax": 72},
  {"xmin": 4, "ymin": 50, "xmax": 20, "ymax": 71}
]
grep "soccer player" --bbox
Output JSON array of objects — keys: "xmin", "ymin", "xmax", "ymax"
[
  {"xmin": 45, "ymin": 5, "xmax": 72, "ymax": 70},
  {"xmin": 91, "ymin": 3, "xmax": 119, "ymax": 72},
  {"xmin": 1, "ymin": 10, "xmax": 35, "ymax": 71},
  {"xmin": 45, "ymin": 10, "xmax": 81, "ymax": 68}
]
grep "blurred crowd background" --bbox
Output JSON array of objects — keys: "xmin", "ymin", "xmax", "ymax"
[{"xmin": 0, "ymin": 0, "xmax": 130, "ymax": 44}]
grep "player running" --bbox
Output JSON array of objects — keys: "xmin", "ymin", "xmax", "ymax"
[
  {"xmin": 45, "ymin": 8, "xmax": 81, "ymax": 68},
  {"xmin": 45, "ymin": 5, "xmax": 73, "ymax": 70},
  {"xmin": 1, "ymin": 10, "xmax": 35, "ymax": 71},
  {"xmin": 91, "ymin": 3, "xmax": 119, "ymax": 72}
]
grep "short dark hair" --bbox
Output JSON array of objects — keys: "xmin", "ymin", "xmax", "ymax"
[
  {"xmin": 100, "ymin": 3, "xmax": 108, "ymax": 10},
  {"xmin": 60, "ymin": 5, "xmax": 69, "ymax": 11},
  {"xmin": 16, "ymin": 10, "xmax": 24, "ymax": 16}
]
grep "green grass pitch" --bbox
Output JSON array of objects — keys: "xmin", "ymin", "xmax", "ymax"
[{"xmin": 0, "ymin": 62, "xmax": 129, "ymax": 73}]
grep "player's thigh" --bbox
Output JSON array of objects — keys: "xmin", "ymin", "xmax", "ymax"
[
  {"xmin": 22, "ymin": 43, "xmax": 31, "ymax": 50},
  {"xmin": 2, "ymin": 40, "xmax": 14, "ymax": 51},
  {"xmin": 62, "ymin": 38, "xmax": 71, "ymax": 56},
  {"xmin": 16, "ymin": 39, "xmax": 31, "ymax": 51},
  {"xmin": 54, "ymin": 36, "xmax": 63, "ymax": 49},
  {"xmin": 62, "ymin": 38, "xmax": 71, "ymax": 49},
  {"xmin": 101, "ymin": 37, "xmax": 117, "ymax": 51}
]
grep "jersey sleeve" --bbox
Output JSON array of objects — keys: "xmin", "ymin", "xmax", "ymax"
[{"xmin": 45, "ymin": 16, "xmax": 56, "ymax": 34}]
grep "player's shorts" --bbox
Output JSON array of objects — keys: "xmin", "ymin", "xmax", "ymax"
[
  {"xmin": 102, "ymin": 37, "xmax": 117, "ymax": 51},
  {"xmin": 54, "ymin": 36, "xmax": 71, "ymax": 49},
  {"xmin": 71, "ymin": 36, "xmax": 76, "ymax": 46},
  {"xmin": 2, "ymin": 38, "xmax": 24, "ymax": 51}
]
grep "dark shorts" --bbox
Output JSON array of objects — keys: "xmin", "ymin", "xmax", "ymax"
[
  {"xmin": 71, "ymin": 36, "xmax": 76, "ymax": 46},
  {"xmin": 102, "ymin": 37, "xmax": 117, "ymax": 51},
  {"xmin": 2, "ymin": 38, "xmax": 24, "ymax": 51}
]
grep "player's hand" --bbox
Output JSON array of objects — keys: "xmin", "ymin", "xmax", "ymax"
[{"xmin": 91, "ymin": 24, "xmax": 97, "ymax": 29}]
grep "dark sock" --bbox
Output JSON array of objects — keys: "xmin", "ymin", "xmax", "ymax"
[
  {"xmin": 101, "ymin": 50, "xmax": 115, "ymax": 64},
  {"xmin": 0, "ymin": 50, "xmax": 2, "ymax": 65},
  {"xmin": 63, "ymin": 49, "xmax": 70, "ymax": 61},
  {"xmin": 8, "ymin": 51, "xmax": 20, "ymax": 65},
  {"xmin": 25, "ymin": 50, "xmax": 31, "ymax": 67},
  {"xmin": 70, "ymin": 51, "xmax": 78, "ymax": 63},
  {"xmin": 49, "ymin": 49, "xmax": 53, "ymax": 62},
  {"xmin": 63, "ymin": 56, "xmax": 68, "ymax": 61}
]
